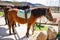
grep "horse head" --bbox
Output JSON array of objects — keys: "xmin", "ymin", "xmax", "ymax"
[
  {"xmin": 45, "ymin": 8, "xmax": 57, "ymax": 22},
  {"xmin": 31, "ymin": 7, "xmax": 57, "ymax": 23}
]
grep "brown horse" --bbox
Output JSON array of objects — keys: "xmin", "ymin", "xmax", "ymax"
[
  {"xmin": 4, "ymin": 7, "xmax": 10, "ymax": 25},
  {"xmin": 7, "ymin": 7, "xmax": 56, "ymax": 37},
  {"xmin": 1, "ymin": 6, "xmax": 19, "ymax": 27},
  {"xmin": 0, "ymin": 6, "xmax": 12, "ymax": 25}
]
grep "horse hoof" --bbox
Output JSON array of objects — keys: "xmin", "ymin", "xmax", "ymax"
[
  {"xmin": 5, "ymin": 24, "xmax": 7, "ymax": 25},
  {"xmin": 26, "ymin": 34, "xmax": 29, "ymax": 37},
  {"xmin": 9, "ymin": 33, "xmax": 12, "ymax": 35},
  {"xmin": 9, "ymin": 33, "xmax": 16, "ymax": 35},
  {"xmin": 26, "ymin": 35, "xmax": 29, "ymax": 38},
  {"xmin": 14, "ymin": 33, "xmax": 16, "ymax": 34}
]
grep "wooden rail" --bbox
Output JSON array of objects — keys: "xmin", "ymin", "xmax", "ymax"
[{"xmin": 36, "ymin": 22, "xmax": 58, "ymax": 26}]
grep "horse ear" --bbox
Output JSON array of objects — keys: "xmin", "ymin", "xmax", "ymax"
[
  {"xmin": 47, "ymin": 7, "xmax": 51, "ymax": 14},
  {"xmin": 48, "ymin": 7, "xmax": 51, "ymax": 11}
]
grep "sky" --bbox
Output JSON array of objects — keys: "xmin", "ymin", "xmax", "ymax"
[{"xmin": 1, "ymin": 0, "xmax": 59, "ymax": 6}]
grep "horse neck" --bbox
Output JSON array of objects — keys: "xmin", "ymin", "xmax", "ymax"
[
  {"xmin": 15, "ymin": 13, "xmax": 37, "ymax": 24},
  {"xmin": 28, "ymin": 14, "xmax": 38, "ymax": 23}
]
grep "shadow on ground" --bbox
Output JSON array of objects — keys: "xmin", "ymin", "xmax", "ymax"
[
  {"xmin": 17, "ymin": 34, "xmax": 32, "ymax": 40},
  {"xmin": 0, "ymin": 27, "xmax": 14, "ymax": 40},
  {"xmin": 0, "ymin": 38, "xmax": 14, "ymax": 40},
  {"xmin": 18, "ymin": 36, "xmax": 28, "ymax": 40}
]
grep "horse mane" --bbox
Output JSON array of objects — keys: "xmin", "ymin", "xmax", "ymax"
[{"xmin": 31, "ymin": 8, "xmax": 47, "ymax": 18}]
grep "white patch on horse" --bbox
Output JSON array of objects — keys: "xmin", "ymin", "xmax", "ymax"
[{"xmin": 17, "ymin": 9, "xmax": 31, "ymax": 19}]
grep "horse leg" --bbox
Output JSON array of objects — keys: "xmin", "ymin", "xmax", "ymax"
[
  {"xmin": 8, "ymin": 22, "xmax": 12, "ymax": 35},
  {"xmin": 5, "ymin": 17, "xmax": 8, "ymax": 25},
  {"xmin": 8, "ymin": 20, "xmax": 14, "ymax": 35},
  {"xmin": 9, "ymin": 26, "xmax": 11, "ymax": 35},
  {"xmin": 32, "ymin": 24, "xmax": 35, "ymax": 35},
  {"xmin": 12, "ymin": 21, "xmax": 16, "ymax": 34},
  {"xmin": 5, "ymin": 13, "xmax": 8, "ymax": 25},
  {"xmin": 26, "ymin": 23, "xmax": 32, "ymax": 37}
]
